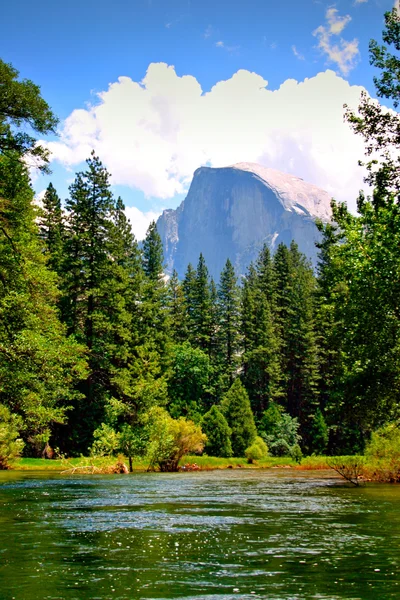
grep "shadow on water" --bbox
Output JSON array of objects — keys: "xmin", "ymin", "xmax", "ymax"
[{"xmin": 0, "ymin": 469, "xmax": 399, "ymax": 599}]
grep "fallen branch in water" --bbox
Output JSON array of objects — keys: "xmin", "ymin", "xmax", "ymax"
[{"xmin": 327, "ymin": 456, "xmax": 366, "ymax": 486}]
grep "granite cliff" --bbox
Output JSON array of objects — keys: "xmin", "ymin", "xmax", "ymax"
[{"xmin": 156, "ymin": 163, "xmax": 332, "ymax": 279}]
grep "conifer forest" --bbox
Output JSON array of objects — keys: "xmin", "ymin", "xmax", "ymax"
[{"xmin": 1, "ymin": 8, "xmax": 400, "ymax": 470}]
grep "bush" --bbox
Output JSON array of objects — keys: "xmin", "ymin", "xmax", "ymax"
[
  {"xmin": 364, "ymin": 423, "xmax": 400, "ymax": 482},
  {"xmin": 146, "ymin": 407, "xmax": 207, "ymax": 472},
  {"xmin": 0, "ymin": 404, "xmax": 24, "ymax": 469},
  {"xmin": 90, "ymin": 423, "xmax": 120, "ymax": 456},
  {"xmin": 245, "ymin": 436, "xmax": 268, "ymax": 463},
  {"xmin": 261, "ymin": 404, "xmax": 302, "ymax": 457},
  {"xmin": 202, "ymin": 405, "xmax": 232, "ymax": 457},
  {"xmin": 290, "ymin": 443, "xmax": 303, "ymax": 463}
]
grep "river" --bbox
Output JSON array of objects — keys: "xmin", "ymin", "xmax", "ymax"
[{"xmin": 0, "ymin": 469, "xmax": 399, "ymax": 599}]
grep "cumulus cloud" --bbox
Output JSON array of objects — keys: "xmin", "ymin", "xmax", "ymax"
[
  {"xmin": 313, "ymin": 8, "xmax": 359, "ymax": 75},
  {"xmin": 44, "ymin": 62, "xmax": 369, "ymax": 213},
  {"xmin": 125, "ymin": 206, "xmax": 162, "ymax": 241}
]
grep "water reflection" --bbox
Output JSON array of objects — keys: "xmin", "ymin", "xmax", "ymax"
[{"xmin": 0, "ymin": 470, "xmax": 399, "ymax": 599}]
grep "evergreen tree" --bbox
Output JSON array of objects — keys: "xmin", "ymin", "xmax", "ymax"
[
  {"xmin": 221, "ymin": 379, "xmax": 257, "ymax": 456},
  {"xmin": 167, "ymin": 270, "xmax": 189, "ymax": 343},
  {"xmin": 202, "ymin": 405, "xmax": 232, "ymax": 457},
  {"xmin": 0, "ymin": 155, "xmax": 86, "ymax": 453},
  {"xmin": 138, "ymin": 220, "xmax": 170, "ymax": 357},
  {"xmin": 217, "ymin": 259, "xmax": 241, "ymax": 385},
  {"xmin": 39, "ymin": 182, "xmax": 64, "ymax": 275},
  {"xmin": 241, "ymin": 249, "xmax": 282, "ymax": 418},
  {"xmin": 192, "ymin": 254, "xmax": 212, "ymax": 352},
  {"xmin": 182, "ymin": 263, "xmax": 197, "ymax": 329},
  {"xmin": 273, "ymin": 242, "xmax": 320, "ymax": 452},
  {"xmin": 142, "ymin": 221, "xmax": 164, "ymax": 280},
  {"xmin": 61, "ymin": 153, "xmax": 129, "ymax": 451}
]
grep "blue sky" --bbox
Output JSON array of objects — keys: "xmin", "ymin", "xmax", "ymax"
[{"xmin": 2, "ymin": 0, "xmax": 396, "ymax": 237}]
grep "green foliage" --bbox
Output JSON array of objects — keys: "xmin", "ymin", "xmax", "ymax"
[
  {"xmin": 245, "ymin": 436, "xmax": 268, "ymax": 463},
  {"xmin": 307, "ymin": 409, "xmax": 328, "ymax": 455},
  {"xmin": 261, "ymin": 403, "xmax": 302, "ymax": 457},
  {"xmin": 0, "ymin": 404, "xmax": 24, "ymax": 469},
  {"xmin": 90, "ymin": 424, "xmax": 120, "ymax": 457},
  {"xmin": 142, "ymin": 221, "xmax": 164, "ymax": 280},
  {"xmin": 167, "ymin": 270, "xmax": 189, "ymax": 343},
  {"xmin": 0, "ymin": 59, "xmax": 58, "ymax": 171},
  {"xmin": 366, "ymin": 423, "xmax": 400, "ymax": 461},
  {"xmin": 221, "ymin": 379, "xmax": 257, "ymax": 456},
  {"xmin": 217, "ymin": 259, "xmax": 241, "ymax": 385},
  {"xmin": 146, "ymin": 407, "xmax": 206, "ymax": 472},
  {"xmin": 241, "ymin": 251, "xmax": 282, "ymax": 417},
  {"xmin": 119, "ymin": 424, "xmax": 147, "ymax": 472},
  {"xmin": 0, "ymin": 156, "xmax": 87, "ymax": 454},
  {"xmin": 202, "ymin": 405, "xmax": 232, "ymax": 457},
  {"xmin": 168, "ymin": 342, "xmax": 211, "ymax": 420},
  {"xmin": 39, "ymin": 183, "xmax": 65, "ymax": 275},
  {"xmin": 290, "ymin": 444, "xmax": 303, "ymax": 463},
  {"xmin": 369, "ymin": 8, "xmax": 400, "ymax": 107}
]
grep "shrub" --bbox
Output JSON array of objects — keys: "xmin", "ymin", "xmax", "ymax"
[
  {"xmin": 364, "ymin": 423, "xmax": 400, "ymax": 482},
  {"xmin": 0, "ymin": 405, "xmax": 24, "ymax": 469},
  {"xmin": 146, "ymin": 407, "xmax": 207, "ymax": 472},
  {"xmin": 202, "ymin": 406, "xmax": 232, "ymax": 457},
  {"xmin": 261, "ymin": 404, "xmax": 302, "ymax": 457},
  {"xmin": 290, "ymin": 443, "xmax": 303, "ymax": 463},
  {"xmin": 90, "ymin": 423, "xmax": 120, "ymax": 456},
  {"xmin": 245, "ymin": 436, "xmax": 268, "ymax": 463}
]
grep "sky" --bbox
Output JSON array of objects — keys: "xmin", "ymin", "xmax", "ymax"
[{"xmin": 1, "ymin": 0, "xmax": 396, "ymax": 239}]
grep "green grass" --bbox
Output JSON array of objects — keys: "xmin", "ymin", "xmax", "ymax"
[
  {"xmin": 11, "ymin": 454, "xmax": 299, "ymax": 472},
  {"xmin": 9, "ymin": 454, "xmax": 356, "ymax": 474}
]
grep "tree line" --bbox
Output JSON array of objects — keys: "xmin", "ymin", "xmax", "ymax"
[{"xmin": 0, "ymin": 7, "xmax": 399, "ymax": 466}]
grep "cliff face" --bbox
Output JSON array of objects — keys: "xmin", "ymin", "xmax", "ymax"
[{"xmin": 156, "ymin": 163, "xmax": 332, "ymax": 279}]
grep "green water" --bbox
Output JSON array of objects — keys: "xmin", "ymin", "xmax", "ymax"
[{"xmin": 0, "ymin": 470, "xmax": 399, "ymax": 599}]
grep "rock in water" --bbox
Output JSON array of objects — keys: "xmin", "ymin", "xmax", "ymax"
[{"xmin": 156, "ymin": 162, "xmax": 332, "ymax": 279}]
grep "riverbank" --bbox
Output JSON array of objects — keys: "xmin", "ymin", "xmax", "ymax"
[{"xmin": 11, "ymin": 454, "xmax": 331, "ymax": 472}]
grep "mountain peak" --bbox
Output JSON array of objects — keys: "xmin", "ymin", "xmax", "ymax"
[{"xmin": 157, "ymin": 163, "xmax": 332, "ymax": 279}]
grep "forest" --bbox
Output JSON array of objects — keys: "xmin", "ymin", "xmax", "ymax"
[{"xmin": 0, "ymin": 8, "xmax": 400, "ymax": 471}]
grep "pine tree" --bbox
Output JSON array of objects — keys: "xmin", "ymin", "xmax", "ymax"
[
  {"xmin": 192, "ymin": 254, "xmax": 212, "ymax": 352},
  {"xmin": 138, "ymin": 220, "xmax": 170, "ymax": 357},
  {"xmin": 142, "ymin": 221, "xmax": 164, "ymax": 280},
  {"xmin": 0, "ymin": 155, "xmax": 86, "ymax": 454},
  {"xmin": 39, "ymin": 182, "xmax": 64, "ymax": 275},
  {"xmin": 167, "ymin": 270, "xmax": 188, "ymax": 343},
  {"xmin": 61, "ymin": 153, "xmax": 126, "ymax": 451},
  {"xmin": 221, "ymin": 379, "xmax": 257, "ymax": 457},
  {"xmin": 217, "ymin": 259, "xmax": 241, "ymax": 385},
  {"xmin": 273, "ymin": 242, "xmax": 320, "ymax": 452},
  {"xmin": 241, "ymin": 249, "xmax": 282, "ymax": 418},
  {"xmin": 182, "ymin": 263, "xmax": 197, "ymax": 333}
]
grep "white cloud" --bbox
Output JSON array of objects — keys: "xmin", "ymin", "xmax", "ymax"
[
  {"xmin": 124, "ymin": 206, "xmax": 161, "ymax": 241},
  {"xmin": 313, "ymin": 8, "xmax": 359, "ymax": 75},
  {"xmin": 44, "ymin": 63, "xmax": 369, "ymax": 213},
  {"xmin": 204, "ymin": 25, "xmax": 214, "ymax": 38},
  {"xmin": 215, "ymin": 40, "xmax": 224, "ymax": 47},
  {"xmin": 33, "ymin": 189, "xmax": 46, "ymax": 208},
  {"xmin": 292, "ymin": 45, "xmax": 305, "ymax": 60},
  {"xmin": 354, "ymin": 0, "xmax": 368, "ymax": 4}
]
